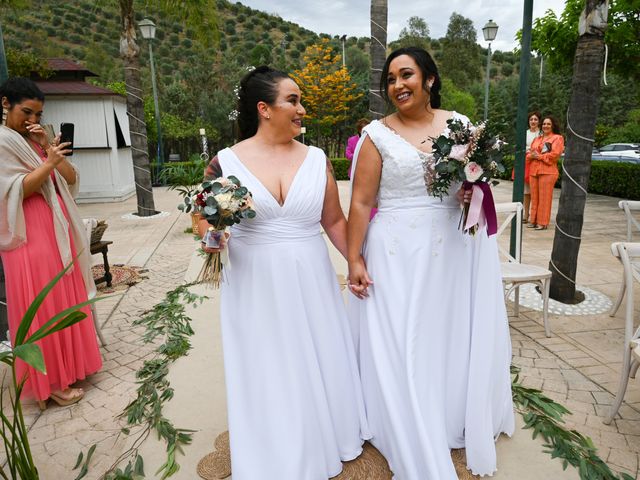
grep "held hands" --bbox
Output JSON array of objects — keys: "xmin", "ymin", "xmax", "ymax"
[{"xmin": 347, "ymin": 255, "xmax": 373, "ymax": 299}]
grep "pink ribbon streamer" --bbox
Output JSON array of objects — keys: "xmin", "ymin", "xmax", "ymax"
[{"xmin": 463, "ymin": 181, "xmax": 498, "ymax": 236}]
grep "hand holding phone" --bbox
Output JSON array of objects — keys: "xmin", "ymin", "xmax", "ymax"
[{"xmin": 59, "ymin": 123, "xmax": 74, "ymax": 156}]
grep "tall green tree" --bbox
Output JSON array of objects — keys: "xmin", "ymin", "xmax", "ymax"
[
  {"xmin": 547, "ymin": 0, "xmax": 609, "ymax": 302},
  {"xmin": 440, "ymin": 12, "xmax": 481, "ymax": 88},
  {"xmin": 116, "ymin": 0, "xmax": 217, "ymax": 216},
  {"xmin": 396, "ymin": 16, "xmax": 430, "ymax": 51},
  {"xmin": 369, "ymin": 0, "xmax": 387, "ymax": 118}
]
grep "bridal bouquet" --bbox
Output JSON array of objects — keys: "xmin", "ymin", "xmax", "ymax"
[
  {"xmin": 429, "ymin": 119, "xmax": 505, "ymax": 235},
  {"xmin": 179, "ymin": 176, "xmax": 256, "ymax": 287}
]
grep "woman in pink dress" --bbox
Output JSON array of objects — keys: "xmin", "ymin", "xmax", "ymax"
[{"xmin": 0, "ymin": 77, "xmax": 102, "ymax": 408}]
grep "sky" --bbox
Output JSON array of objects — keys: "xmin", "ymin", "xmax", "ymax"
[{"xmin": 237, "ymin": 0, "xmax": 565, "ymax": 52}]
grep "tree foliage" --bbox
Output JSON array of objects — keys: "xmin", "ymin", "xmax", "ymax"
[
  {"xmin": 291, "ymin": 39, "xmax": 362, "ymax": 149},
  {"xmin": 5, "ymin": 48, "xmax": 51, "ymax": 77},
  {"xmin": 396, "ymin": 16, "xmax": 430, "ymax": 51},
  {"xmin": 440, "ymin": 12, "xmax": 481, "ymax": 88},
  {"xmin": 531, "ymin": 0, "xmax": 640, "ymax": 80}
]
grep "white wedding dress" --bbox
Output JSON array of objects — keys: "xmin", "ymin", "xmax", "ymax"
[
  {"xmin": 218, "ymin": 146, "xmax": 369, "ymax": 480},
  {"xmin": 350, "ymin": 115, "xmax": 515, "ymax": 479}
]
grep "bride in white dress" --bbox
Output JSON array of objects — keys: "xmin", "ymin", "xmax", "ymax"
[
  {"xmin": 201, "ymin": 66, "xmax": 369, "ymax": 479},
  {"xmin": 347, "ymin": 47, "xmax": 514, "ymax": 479}
]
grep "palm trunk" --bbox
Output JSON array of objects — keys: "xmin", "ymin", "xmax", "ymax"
[
  {"xmin": 120, "ymin": 0, "xmax": 156, "ymax": 216},
  {"xmin": 369, "ymin": 0, "xmax": 387, "ymax": 119},
  {"xmin": 548, "ymin": 0, "xmax": 608, "ymax": 302}
]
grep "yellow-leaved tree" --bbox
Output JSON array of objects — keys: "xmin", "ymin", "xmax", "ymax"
[{"xmin": 292, "ymin": 38, "xmax": 362, "ymax": 156}]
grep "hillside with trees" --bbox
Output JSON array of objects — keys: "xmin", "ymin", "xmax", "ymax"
[{"xmin": 2, "ymin": 1, "xmax": 637, "ymax": 159}]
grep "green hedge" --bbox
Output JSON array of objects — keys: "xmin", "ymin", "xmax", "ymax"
[
  {"xmin": 331, "ymin": 157, "xmax": 350, "ymax": 181},
  {"xmin": 589, "ymin": 161, "xmax": 640, "ymax": 199},
  {"xmin": 498, "ymin": 155, "xmax": 640, "ymax": 200},
  {"xmin": 151, "ymin": 158, "xmax": 352, "ymax": 184}
]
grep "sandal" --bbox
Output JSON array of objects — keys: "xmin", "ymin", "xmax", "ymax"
[
  {"xmin": 526, "ymin": 223, "xmax": 537, "ymax": 229},
  {"xmin": 534, "ymin": 225, "xmax": 548, "ymax": 230},
  {"xmin": 38, "ymin": 388, "xmax": 84, "ymax": 410}
]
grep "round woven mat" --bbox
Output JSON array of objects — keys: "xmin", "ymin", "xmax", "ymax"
[
  {"xmin": 92, "ymin": 264, "xmax": 146, "ymax": 294},
  {"xmin": 197, "ymin": 431, "xmax": 479, "ymax": 479}
]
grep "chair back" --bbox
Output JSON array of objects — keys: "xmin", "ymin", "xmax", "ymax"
[
  {"xmin": 619, "ymin": 200, "xmax": 640, "ymax": 241},
  {"xmin": 495, "ymin": 202, "xmax": 523, "ymax": 264},
  {"xmin": 613, "ymin": 242, "xmax": 640, "ymax": 342}
]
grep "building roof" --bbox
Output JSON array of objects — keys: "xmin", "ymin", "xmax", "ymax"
[
  {"xmin": 46, "ymin": 58, "xmax": 97, "ymax": 77},
  {"xmin": 35, "ymin": 80, "xmax": 119, "ymax": 96}
]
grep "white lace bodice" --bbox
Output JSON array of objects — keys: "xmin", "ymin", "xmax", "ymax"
[{"xmin": 361, "ymin": 112, "xmax": 470, "ymax": 208}]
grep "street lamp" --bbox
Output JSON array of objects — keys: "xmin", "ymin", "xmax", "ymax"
[
  {"xmin": 340, "ymin": 34, "xmax": 347, "ymax": 67},
  {"xmin": 482, "ymin": 19, "xmax": 499, "ymax": 121},
  {"xmin": 138, "ymin": 18, "xmax": 164, "ymax": 168}
]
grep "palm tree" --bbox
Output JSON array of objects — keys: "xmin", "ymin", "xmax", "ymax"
[
  {"xmin": 117, "ymin": 0, "xmax": 218, "ymax": 217},
  {"xmin": 548, "ymin": 0, "xmax": 609, "ymax": 302},
  {"xmin": 369, "ymin": 0, "xmax": 387, "ymax": 119}
]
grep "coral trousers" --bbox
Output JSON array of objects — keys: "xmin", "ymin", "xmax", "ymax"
[{"xmin": 529, "ymin": 173, "xmax": 558, "ymax": 226}]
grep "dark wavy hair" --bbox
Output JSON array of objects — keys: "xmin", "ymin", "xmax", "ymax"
[
  {"xmin": 380, "ymin": 47, "xmax": 441, "ymax": 109},
  {"xmin": 0, "ymin": 77, "xmax": 45, "ymax": 106},
  {"xmin": 236, "ymin": 66, "xmax": 291, "ymax": 140},
  {"xmin": 528, "ymin": 111, "xmax": 542, "ymax": 123},
  {"xmin": 542, "ymin": 115, "xmax": 561, "ymax": 135}
]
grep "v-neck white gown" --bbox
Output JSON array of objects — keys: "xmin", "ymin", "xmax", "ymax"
[
  {"xmin": 218, "ymin": 146, "xmax": 369, "ymax": 480},
  {"xmin": 350, "ymin": 116, "xmax": 515, "ymax": 479}
]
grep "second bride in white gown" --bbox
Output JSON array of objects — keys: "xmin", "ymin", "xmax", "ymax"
[
  {"xmin": 348, "ymin": 47, "xmax": 515, "ymax": 479},
  {"xmin": 202, "ymin": 66, "xmax": 369, "ymax": 480}
]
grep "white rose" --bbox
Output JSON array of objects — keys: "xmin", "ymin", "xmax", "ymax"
[
  {"xmin": 464, "ymin": 162, "xmax": 484, "ymax": 182},
  {"xmin": 449, "ymin": 144, "xmax": 470, "ymax": 162}
]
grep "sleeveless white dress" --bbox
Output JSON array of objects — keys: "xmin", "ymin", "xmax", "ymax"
[
  {"xmin": 350, "ymin": 115, "xmax": 515, "ymax": 479},
  {"xmin": 218, "ymin": 146, "xmax": 370, "ymax": 480}
]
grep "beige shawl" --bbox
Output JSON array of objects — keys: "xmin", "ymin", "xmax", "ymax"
[{"xmin": 0, "ymin": 125, "xmax": 96, "ymax": 297}]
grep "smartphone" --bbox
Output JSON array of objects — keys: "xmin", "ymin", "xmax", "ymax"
[{"xmin": 60, "ymin": 122, "xmax": 74, "ymax": 156}]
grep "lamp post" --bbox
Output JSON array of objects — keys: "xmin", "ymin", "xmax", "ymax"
[
  {"xmin": 138, "ymin": 18, "xmax": 164, "ymax": 169},
  {"xmin": 340, "ymin": 34, "xmax": 347, "ymax": 67},
  {"xmin": 482, "ymin": 19, "xmax": 499, "ymax": 121}
]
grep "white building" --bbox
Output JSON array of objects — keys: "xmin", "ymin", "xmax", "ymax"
[{"xmin": 35, "ymin": 59, "xmax": 135, "ymax": 203}]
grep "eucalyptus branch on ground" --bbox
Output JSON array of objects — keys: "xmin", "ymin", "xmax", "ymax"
[
  {"xmin": 511, "ymin": 366, "xmax": 634, "ymax": 480},
  {"xmin": 74, "ymin": 284, "xmax": 206, "ymax": 480}
]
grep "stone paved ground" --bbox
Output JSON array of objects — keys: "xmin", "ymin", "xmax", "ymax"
[{"xmin": 1, "ymin": 182, "xmax": 639, "ymax": 479}]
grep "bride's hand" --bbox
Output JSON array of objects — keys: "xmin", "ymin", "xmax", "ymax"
[
  {"xmin": 456, "ymin": 187, "xmax": 472, "ymax": 206},
  {"xmin": 198, "ymin": 218, "xmax": 229, "ymax": 253},
  {"xmin": 348, "ymin": 256, "xmax": 373, "ymax": 299},
  {"xmin": 201, "ymin": 232, "xmax": 229, "ymax": 254}
]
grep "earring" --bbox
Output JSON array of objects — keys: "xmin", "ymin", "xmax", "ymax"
[
  {"xmin": 265, "ymin": 115, "xmax": 271, "ymax": 120},
  {"xmin": 1, "ymin": 107, "xmax": 7, "ymax": 126}
]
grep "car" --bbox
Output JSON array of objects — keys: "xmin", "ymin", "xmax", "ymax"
[
  {"xmin": 592, "ymin": 143, "xmax": 640, "ymax": 163},
  {"xmin": 595, "ymin": 143, "xmax": 640, "ymax": 157}
]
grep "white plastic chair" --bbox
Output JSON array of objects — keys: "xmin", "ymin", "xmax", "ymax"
[
  {"xmin": 610, "ymin": 201, "xmax": 640, "ymax": 317},
  {"xmin": 496, "ymin": 202, "xmax": 552, "ymax": 337},
  {"xmin": 605, "ymin": 242, "xmax": 640, "ymax": 424}
]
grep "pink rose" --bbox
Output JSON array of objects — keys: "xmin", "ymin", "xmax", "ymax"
[
  {"xmin": 464, "ymin": 162, "xmax": 484, "ymax": 182},
  {"xmin": 449, "ymin": 144, "xmax": 470, "ymax": 161}
]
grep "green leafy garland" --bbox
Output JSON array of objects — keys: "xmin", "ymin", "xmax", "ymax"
[
  {"xmin": 74, "ymin": 284, "xmax": 205, "ymax": 480},
  {"xmin": 72, "ymin": 284, "xmax": 635, "ymax": 480},
  {"xmin": 511, "ymin": 366, "xmax": 634, "ymax": 480}
]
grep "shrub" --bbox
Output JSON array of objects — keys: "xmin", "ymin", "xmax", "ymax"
[
  {"xmin": 504, "ymin": 156, "xmax": 640, "ymax": 200},
  {"xmin": 330, "ymin": 158, "xmax": 350, "ymax": 181},
  {"xmin": 589, "ymin": 161, "xmax": 640, "ymax": 199}
]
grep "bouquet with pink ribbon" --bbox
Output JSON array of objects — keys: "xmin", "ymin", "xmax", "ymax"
[{"xmin": 429, "ymin": 119, "xmax": 505, "ymax": 236}]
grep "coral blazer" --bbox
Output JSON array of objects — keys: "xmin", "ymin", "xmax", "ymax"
[{"xmin": 527, "ymin": 134, "xmax": 564, "ymax": 176}]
